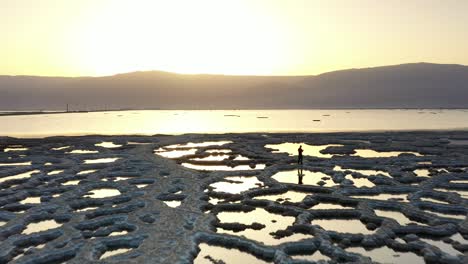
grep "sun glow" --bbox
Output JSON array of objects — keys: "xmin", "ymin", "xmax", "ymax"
[
  {"xmin": 71, "ymin": 0, "xmax": 289, "ymax": 76},
  {"xmin": 3, "ymin": 1, "xmax": 468, "ymax": 77}
]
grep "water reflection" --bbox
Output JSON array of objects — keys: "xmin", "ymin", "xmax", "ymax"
[
  {"xmin": 68, "ymin": 150, "xmax": 99, "ymax": 154},
  {"xmin": 347, "ymin": 246, "xmax": 423, "ymax": 264},
  {"xmin": 423, "ymin": 209, "xmax": 466, "ymax": 220},
  {"xmin": 375, "ymin": 210, "xmax": 422, "ymax": 225},
  {"xmin": 19, "ymin": 197, "xmax": 41, "ymax": 204},
  {"xmin": 311, "ymin": 203, "xmax": 353, "ymax": 210},
  {"xmin": 420, "ymin": 234, "xmax": 467, "ymax": 257},
  {"xmin": 51, "ymin": 146, "xmax": 70, "ymax": 150},
  {"xmin": 334, "ymin": 165, "xmax": 390, "ymax": 177},
  {"xmin": 418, "ymin": 161, "xmax": 432, "ymax": 165},
  {"xmin": 192, "ymin": 155, "xmax": 230, "ymax": 161},
  {"xmin": 353, "ymin": 149, "xmax": 423, "ymax": 158},
  {"xmin": 3, "ymin": 110, "xmax": 468, "ymax": 137},
  {"xmin": 217, "ymin": 208, "xmax": 308, "ymax": 245},
  {"xmin": 414, "ymin": 169, "xmax": 430, "ymax": 177},
  {"xmin": 84, "ymin": 188, "xmax": 121, "ymax": 198},
  {"xmin": 272, "ymin": 170, "xmax": 336, "ymax": 187},
  {"xmin": 291, "ymin": 251, "xmax": 330, "ymax": 262},
  {"xmin": 233, "ymin": 155, "xmax": 250, "ymax": 161},
  {"xmin": 63, "ymin": 180, "xmax": 80, "ymax": 185},
  {"xmin": 297, "ymin": 168, "xmax": 304, "ymax": 184},
  {"xmin": 194, "ymin": 243, "xmax": 270, "ymax": 264},
  {"xmin": 0, "ymin": 170, "xmax": 40, "ymax": 184},
  {"xmin": 109, "ymin": 230, "xmax": 128, "ymax": 236},
  {"xmin": 265, "ymin": 142, "xmax": 343, "ymax": 158},
  {"xmin": 351, "ymin": 193, "xmax": 409, "ymax": 202},
  {"xmin": 206, "ymin": 149, "xmax": 232, "ymax": 153},
  {"xmin": 420, "ymin": 197, "xmax": 449, "ymax": 204},
  {"xmin": 4, "ymin": 147, "xmax": 28, "ymax": 152},
  {"xmin": 23, "ymin": 220, "xmax": 62, "ymax": 235},
  {"xmin": 0, "ymin": 162, "xmax": 31, "ymax": 166},
  {"xmin": 77, "ymin": 170, "xmax": 97, "ymax": 175},
  {"xmin": 165, "ymin": 141, "xmax": 232, "ymax": 149},
  {"xmin": 95, "ymin": 142, "xmax": 122, "ymax": 148},
  {"xmin": 155, "ymin": 148, "xmax": 197, "ymax": 158},
  {"xmin": 182, "ymin": 163, "xmax": 265, "ymax": 171},
  {"xmin": 110, "ymin": 177, "xmax": 131, "ymax": 182},
  {"xmin": 100, "ymin": 248, "xmax": 131, "ymax": 259},
  {"xmin": 450, "ymin": 180, "xmax": 468, "ymax": 184},
  {"xmin": 344, "ymin": 174, "xmax": 375, "ymax": 188},
  {"xmin": 84, "ymin": 158, "xmax": 119, "ymax": 164},
  {"xmin": 254, "ymin": 191, "xmax": 308, "ymax": 203},
  {"xmin": 47, "ymin": 170, "xmax": 64, "ymax": 175},
  {"xmin": 76, "ymin": 206, "xmax": 98, "ymax": 212},
  {"xmin": 210, "ymin": 176, "xmax": 262, "ymax": 194},
  {"xmin": 163, "ymin": 201, "xmax": 181, "ymax": 208},
  {"xmin": 312, "ymin": 219, "xmax": 375, "ymax": 234}
]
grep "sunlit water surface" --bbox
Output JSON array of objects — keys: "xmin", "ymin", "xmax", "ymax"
[{"xmin": 2, "ymin": 109, "xmax": 468, "ymax": 137}]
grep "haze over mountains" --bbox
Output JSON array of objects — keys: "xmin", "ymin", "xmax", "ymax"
[{"xmin": 1, "ymin": 63, "xmax": 467, "ymax": 110}]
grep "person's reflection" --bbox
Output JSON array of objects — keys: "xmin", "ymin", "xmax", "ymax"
[{"xmin": 297, "ymin": 167, "xmax": 304, "ymax": 184}]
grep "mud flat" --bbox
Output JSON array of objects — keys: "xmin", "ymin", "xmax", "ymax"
[{"xmin": 0, "ymin": 131, "xmax": 468, "ymax": 263}]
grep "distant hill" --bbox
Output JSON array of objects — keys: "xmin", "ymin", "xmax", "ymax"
[{"xmin": 1, "ymin": 63, "xmax": 467, "ymax": 110}]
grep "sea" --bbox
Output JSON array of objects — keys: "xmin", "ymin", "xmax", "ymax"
[{"xmin": 1, "ymin": 109, "xmax": 468, "ymax": 138}]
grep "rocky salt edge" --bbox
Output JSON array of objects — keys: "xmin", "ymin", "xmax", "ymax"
[{"xmin": 0, "ymin": 132, "xmax": 466, "ymax": 263}]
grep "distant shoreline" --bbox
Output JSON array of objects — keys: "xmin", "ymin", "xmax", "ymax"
[
  {"xmin": 1, "ymin": 108, "xmax": 468, "ymax": 117},
  {"xmin": 0, "ymin": 109, "xmax": 138, "ymax": 117}
]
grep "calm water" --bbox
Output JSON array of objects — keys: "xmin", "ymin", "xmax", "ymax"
[{"xmin": 1, "ymin": 109, "xmax": 468, "ymax": 137}]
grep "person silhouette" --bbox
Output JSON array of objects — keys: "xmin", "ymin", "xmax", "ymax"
[
  {"xmin": 298, "ymin": 145, "xmax": 303, "ymax": 165},
  {"xmin": 297, "ymin": 167, "xmax": 304, "ymax": 184}
]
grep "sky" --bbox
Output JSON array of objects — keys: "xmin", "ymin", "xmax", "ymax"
[{"xmin": 2, "ymin": 0, "xmax": 468, "ymax": 77}]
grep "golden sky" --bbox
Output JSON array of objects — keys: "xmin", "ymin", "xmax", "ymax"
[{"xmin": 2, "ymin": 0, "xmax": 468, "ymax": 76}]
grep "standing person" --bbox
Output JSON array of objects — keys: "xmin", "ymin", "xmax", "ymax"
[{"xmin": 298, "ymin": 145, "xmax": 303, "ymax": 165}]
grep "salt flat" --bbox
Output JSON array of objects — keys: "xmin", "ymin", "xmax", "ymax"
[{"xmin": 0, "ymin": 132, "xmax": 467, "ymax": 263}]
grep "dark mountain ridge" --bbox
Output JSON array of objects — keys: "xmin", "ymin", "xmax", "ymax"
[{"xmin": 1, "ymin": 63, "xmax": 467, "ymax": 110}]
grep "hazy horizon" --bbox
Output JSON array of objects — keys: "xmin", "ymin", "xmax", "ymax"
[
  {"xmin": 0, "ymin": 61, "xmax": 468, "ymax": 78},
  {"xmin": 0, "ymin": 61, "xmax": 467, "ymax": 78}
]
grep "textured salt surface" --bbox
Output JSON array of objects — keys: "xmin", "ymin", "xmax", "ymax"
[{"xmin": 0, "ymin": 132, "xmax": 467, "ymax": 263}]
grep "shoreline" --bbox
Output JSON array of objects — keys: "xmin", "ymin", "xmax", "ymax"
[
  {"xmin": 2, "ymin": 129, "xmax": 468, "ymax": 140},
  {"xmin": 1, "ymin": 107, "xmax": 468, "ymax": 117},
  {"xmin": 0, "ymin": 109, "xmax": 135, "ymax": 117}
]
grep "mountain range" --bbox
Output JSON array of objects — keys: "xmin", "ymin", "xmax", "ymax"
[{"xmin": 1, "ymin": 63, "xmax": 467, "ymax": 110}]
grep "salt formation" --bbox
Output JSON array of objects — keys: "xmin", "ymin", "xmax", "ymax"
[{"xmin": 0, "ymin": 133, "xmax": 467, "ymax": 263}]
